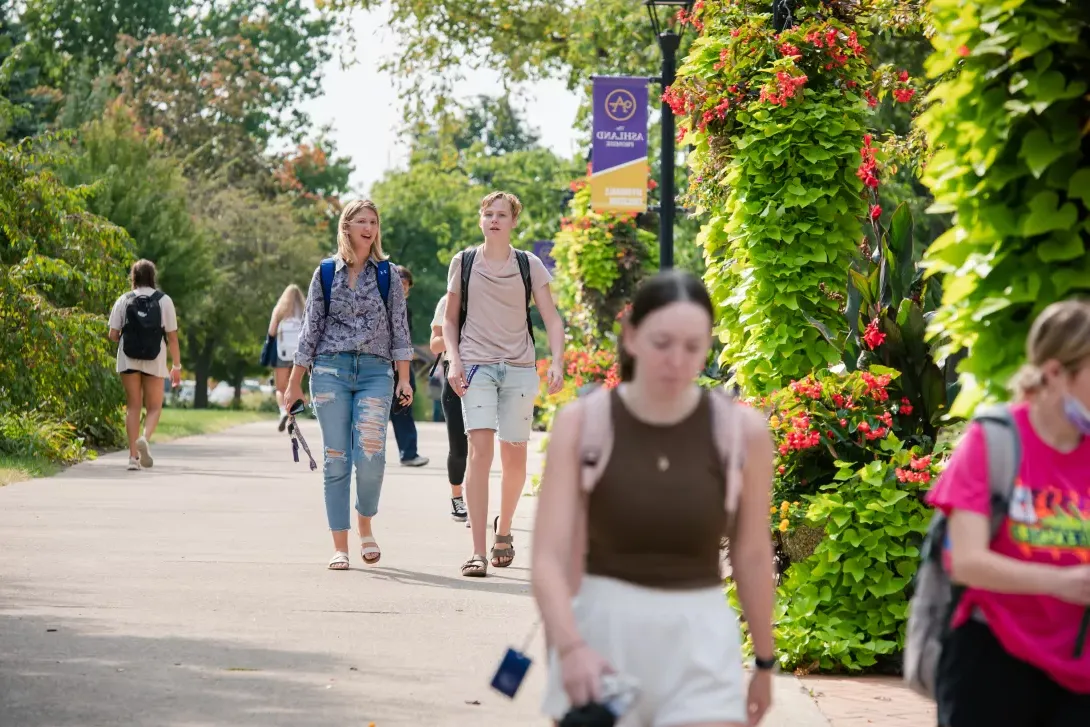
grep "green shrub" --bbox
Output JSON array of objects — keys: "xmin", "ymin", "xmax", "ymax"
[
  {"xmin": 919, "ymin": 0, "xmax": 1090, "ymax": 417},
  {"xmin": 0, "ymin": 410, "xmax": 90, "ymax": 464},
  {"xmin": 0, "ymin": 137, "xmax": 133, "ymax": 446},
  {"xmin": 772, "ymin": 445, "xmax": 937, "ymax": 672}
]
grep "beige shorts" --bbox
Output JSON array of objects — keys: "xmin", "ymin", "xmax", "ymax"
[
  {"xmin": 542, "ymin": 575, "xmax": 747, "ymax": 727},
  {"xmin": 460, "ymin": 362, "xmax": 539, "ymax": 443}
]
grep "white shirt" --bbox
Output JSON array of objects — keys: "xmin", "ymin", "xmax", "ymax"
[{"xmin": 107, "ymin": 288, "xmax": 178, "ymax": 378}]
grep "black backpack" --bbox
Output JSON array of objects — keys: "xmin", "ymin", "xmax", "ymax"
[
  {"xmin": 122, "ymin": 291, "xmax": 166, "ymax": 360},
  {"xmin": 458, "ymin": 247, "xmax": 534, "ymax": 344}
]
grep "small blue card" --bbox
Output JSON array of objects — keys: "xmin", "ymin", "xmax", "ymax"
[{"xmin": 491, "ymin": 647, "xmax": 532, "ymax": 699}]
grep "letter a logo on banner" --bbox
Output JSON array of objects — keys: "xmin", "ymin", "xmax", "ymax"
[{"xmin": 590, "ymin": 76, "xmax": 649, "ymax": 214}]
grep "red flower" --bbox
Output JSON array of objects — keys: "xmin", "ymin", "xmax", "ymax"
[
  {"xmin": 857, "ymin": 421, "xmax": 871, "ymax": 434},
  {"xmin": 900, "ymin": 404, "xmax": 913, "ymax": 415},
  {"xmin": 731, "ymin": 29, "xmax": 740, "ymax": 37},
  {"xmin": 777, "ymin": 465, "xmax": 786, "ymax": 475},
  {"xmin": 779, "ymin": 43, "xmax": 801, "ymax": 57},
  {"xmin": 839, "ymin": 418, "xmax": 848, "ymax": 426},
  {"xmin": 865, "ymin": 90, "xmax": 878, "ymax": 107},
  {"xmin": 898, "ymin": 70, "xmax": 910, "ymax": 82},
  {"xmin": 957, "ymin": 45, "xmax": 970, "ymax": 57},
  {"xmin": 910, "ymin": 455, "xmax": 932, "ymax": 471},
  {"xmin": 870, "ymin": 204, "xmax": 882, "ymax": 221},
  {"xmin": 893, "ymin": 87, "xmax": 916, "ymax": 104},
  {"xmin": 862, "ymin": 318, "xmax": 886, "ymax": 350},
  {"xmin": 832, "ymin": 393, "xmax": 845, "ymax": 407},
  {"xmin": 648, "ymin": 178, "xmax": 658, "ymax": 190}
]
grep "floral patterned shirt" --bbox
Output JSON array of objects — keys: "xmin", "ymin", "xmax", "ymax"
[{"xmin": 293, "ymin": 255, "xmax": 413, "ymax": 367}]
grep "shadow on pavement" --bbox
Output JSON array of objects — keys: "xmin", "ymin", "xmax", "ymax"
[
  {"xmin": 0, "ymin": 610, "xmax": 409, "ymax": 727},
  {"xmin": 365, "ymin": 567, "xmax": 532, "ymax": 598}
]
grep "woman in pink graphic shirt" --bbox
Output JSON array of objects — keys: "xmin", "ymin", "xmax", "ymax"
[{"xmin": 929, "ymin": 300, "xmax": 1090, "ymax": 727}]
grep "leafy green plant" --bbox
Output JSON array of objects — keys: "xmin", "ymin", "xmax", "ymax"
[
  {"xmin": 0, "ymin": 410, "xmax": 90, "ymax": 464},
  {"xmin": 919, "ymin": 0, "xmax": 1090, "ymax": 417},
  {"xmin": 773, "ymin": 444, "xmax": 938, "ymax": 672},
  {"xmin": 672, "ymin": 2, "xmax": 878, "ymax": 394},
  {"xmin": 551, "ymin": 180, "xmax": 657, "ymax": 347},
  {"xmin": 0, "ymin": 136, "xmax": 133, "ymax": 446}
]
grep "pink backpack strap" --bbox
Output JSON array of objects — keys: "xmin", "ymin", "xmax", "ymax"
[
  {"xmin": 578, "ymin": 386, "xmax": 614, "ymax": 494},
  {"xmin": 710, "ymin": 388, "xmax": 746, "ymax": 530}
]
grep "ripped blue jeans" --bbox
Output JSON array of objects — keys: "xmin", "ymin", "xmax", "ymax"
[{"xmin": 309, "ymin": 353, "xmax": 394, "ymax": 531}]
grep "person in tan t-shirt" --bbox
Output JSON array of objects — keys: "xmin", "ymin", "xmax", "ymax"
[{"xmin": 444, "ymin": 191, "xmax": 565, "ymax": 577}]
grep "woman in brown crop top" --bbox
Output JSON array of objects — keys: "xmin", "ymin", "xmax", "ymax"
[{"xmin": 531, "ymin": 271, "xmax": 776, "ymax": 727}]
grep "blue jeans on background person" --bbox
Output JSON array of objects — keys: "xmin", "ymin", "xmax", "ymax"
[
  {"xmin": 390, "ymin": 371, "xmax": 419, "ymax": 462},
  {"xmin": 309, "ymin": 353, "xmax": 394, "ymax": 531}
]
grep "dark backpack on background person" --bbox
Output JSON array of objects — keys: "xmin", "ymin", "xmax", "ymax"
[
  {"xmin": 122, "ymin": 290, "xmax": 166, "ymax": 360},
  {"xmin": 458, "ymin": 247, "xmax": 534, "ymax": 344},
  {"xmin": 903, "ymin": 404, "xmax": 1020, "ymax": 699}
]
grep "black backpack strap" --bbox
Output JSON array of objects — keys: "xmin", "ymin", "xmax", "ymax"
[
  {"xmin": 458, "ymin": 247, "xmax": 477, "ymax": 337},
  {"xmin": 973, "ymin": 404, "xmax": 1021, "ymax": 539},
  {"xmin": 514, "ymin": 249, "xmax": 535, "ymax": 344}
]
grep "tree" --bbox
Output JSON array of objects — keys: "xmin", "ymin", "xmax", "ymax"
[
  {"xmin": 270, "ymin": 131, "xmax": 355, "ymax": 250},
  {"xmin": 0, "ymin": 5, "xmax": 57, "ymax": 141},
  {"xmin": 59, "ymin": 101, "xmax": 216, "ymax": 317},
  {"xmin": 21, "ymin": 0, "xmax": 334, "ymax": 136},
  {"xmin": 0, "ymin": 136, "xmax": 134, "ymax": 446},
  {"xmin": 114, "ymin": 33, "xmax": 276, "ymax": 178},
  {"xmin": 185, "ymin": 177, "xmax": 326, "ymax": 407},
  {"xmin": 330, "ymin": 0, "xmax": 675, "ymax": 109}
]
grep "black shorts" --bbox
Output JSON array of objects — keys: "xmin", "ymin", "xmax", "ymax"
[{"xmin": 937, "ymin": 620, "xmax": 1090, "ymax": 727}]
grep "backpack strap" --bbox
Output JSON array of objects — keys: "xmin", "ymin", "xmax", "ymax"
[
  {"xmin": 710, "ymin": 388, "xmax": 746, "ymax": 538},
  {"xmin": 578, "ymin": 386, "xmax": 614, "ymax": 494},
  {"xmin": 973, "ymin": 403, "xmax": 1021, "ymax": 538},
  {"xmin": 458, "ymin": 247, "xmax": 478, "ymax": 336},
  {"xmin": 376, "ymin": 260, "xmax": 391, "ymax": 306},
  {"xmin": 320, "ymin": 258, "xmax": 336, "ymax": 317},
  {"xmin": 514, "ymin": 249, "xmax": 536, "ymax": 344}
]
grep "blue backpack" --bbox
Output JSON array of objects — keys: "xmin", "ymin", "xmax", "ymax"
[{"xmin": 319, "ymin": 258, "xmax": 391, "ymax": 316}]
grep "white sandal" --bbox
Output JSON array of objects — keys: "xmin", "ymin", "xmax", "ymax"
[
  {"xmin": 360, "ymin": 536, "xmax": 381, "ymax": 565},
  {"xmin": 328, "ymin": 551, "xmax": 350, "ymax": 570}
]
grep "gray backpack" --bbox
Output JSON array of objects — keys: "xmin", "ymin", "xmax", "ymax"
[{"xmin": 903, "ymin": 404, "xmax": 1021, "ymax": 698}]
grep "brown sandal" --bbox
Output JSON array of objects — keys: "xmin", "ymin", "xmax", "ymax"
[
  {"xmin": 461, "ymin": 554, "xmax": 488, "ymax": 577},
  {"xmin": 491, "ymin": 516, "xmax": 515, "ymax": 568}
]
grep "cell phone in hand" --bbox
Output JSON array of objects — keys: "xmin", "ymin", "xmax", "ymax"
[{"xmin": 289, "ymin": 399, "xmax": 306, "ymax": 416}]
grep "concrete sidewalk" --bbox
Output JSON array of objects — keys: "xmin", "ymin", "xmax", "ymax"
[{"xmin": 0, "ymin": 420, "xmax": 829, "ymax": 726}]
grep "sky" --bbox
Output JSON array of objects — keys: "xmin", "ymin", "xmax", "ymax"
[{"xmin": 297, "ymin": 4, "xmax": 585, "ymax": 197}]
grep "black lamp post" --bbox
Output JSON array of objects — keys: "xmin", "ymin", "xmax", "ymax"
[{"xmin": 645, "ymin": 0, "xmax": 693, "ymax": 271}]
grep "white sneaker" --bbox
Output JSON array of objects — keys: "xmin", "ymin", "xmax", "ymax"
[
  {"xmin": 136, "ymin": 437, "xmax": 153, "ymax": 468},
  {"xmin": 127, "ymin": 457, "xmax": 141, "ymax": 471}
]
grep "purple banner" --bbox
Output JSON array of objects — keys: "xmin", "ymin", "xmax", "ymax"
[{"xmin": 591, "ymin": 76, "xmax": 649, "ymax": 213}]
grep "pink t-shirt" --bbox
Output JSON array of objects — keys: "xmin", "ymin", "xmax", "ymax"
[{"xmin": 927, "ymin": 403, "xmax": 1090, "ymax": 693}]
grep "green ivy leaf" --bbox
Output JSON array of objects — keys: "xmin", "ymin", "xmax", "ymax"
[
  {"xmin": 1037, "ymin": 231, "xmax": 1086, "ymax": 263},
  {"xmin": 1022, "ymin": 191, "xmax": 1079, "ymax": 237},
  {"xmin": 1019, "ymin": 128, "xmax": 1063, "ymax": 179}
]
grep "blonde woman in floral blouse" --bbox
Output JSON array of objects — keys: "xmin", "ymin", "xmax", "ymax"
[{"xmin": 283, "ymin": 200, "xmax": 413, "ymax": 570}]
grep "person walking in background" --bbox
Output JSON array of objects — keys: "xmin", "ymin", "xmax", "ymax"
[
  {"xmin": 443, "ymin": 191, "xmax": 565, "ymax": 577},
  {"xmin": 389, "ymin": 266, "xmax": 428, "ymax": 467},
  {"xmin": 927, "ymin": 300, "xmax": 1090, "ymax": 727},
  {"xmin": 430, "ymin": 292, "xmax": 468, "ymax": 524},
  {"xmin": 107, "ymin": 259, "xmax": 182, "ymax": 472},
  {"xmin": 261, "ymin": 283, "xmax": 306, "ymax": 432},
  {"xmin": 282, "ymin": 200, "xmax": 414, "ymax": 571},
  {"xmin": 531, "ymin": 270, "xmax": 776, "ymax": 727}
]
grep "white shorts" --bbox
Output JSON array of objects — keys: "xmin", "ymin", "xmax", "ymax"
[{"xmin": 542, "ymin": 575, "xmax": 747, "ymax": 727}]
